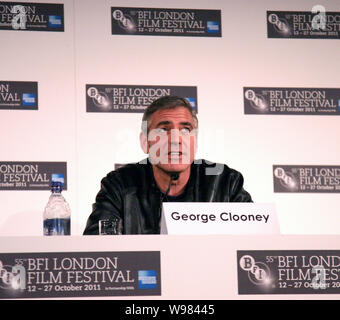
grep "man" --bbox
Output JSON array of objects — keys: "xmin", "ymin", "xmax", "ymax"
[{"xmin": 83, "ymin": 96, "xmax": 252, "ymax": 235}]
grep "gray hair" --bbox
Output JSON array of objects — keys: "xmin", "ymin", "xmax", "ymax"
[{"xmin": 141, "ymin": 95, "xmax": 198, "ymax": 134}]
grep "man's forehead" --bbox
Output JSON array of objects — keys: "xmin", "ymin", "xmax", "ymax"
[{"xmin": 150, "ymin": 107, "xmax": 194, "ymax": 125}]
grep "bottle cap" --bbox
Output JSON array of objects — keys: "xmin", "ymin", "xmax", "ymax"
[{"xmin": 51, "ymin": 181, "xmax": 62, "ymax": 193}]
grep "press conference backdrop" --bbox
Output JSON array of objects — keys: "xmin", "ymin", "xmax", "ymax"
[{"xmin": 0, "ymin": 0, "xmax": 339, "ymax": 236}]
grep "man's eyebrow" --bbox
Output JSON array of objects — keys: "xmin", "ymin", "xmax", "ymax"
[
  {"xmin": 180, "ymin": 121, "xmax": 193, "ymax": 127},
  {"xmin": 155, "ymin": 120, "xmax": 171, "ymax": 127},
  {"xmin": 155, "ymin": 121, "xmax": 193, "ymax": 127}
]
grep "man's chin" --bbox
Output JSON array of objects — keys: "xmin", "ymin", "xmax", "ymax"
[{"xmin": 156, "ymin": 163, "xmax": 191, "ymax": 174}]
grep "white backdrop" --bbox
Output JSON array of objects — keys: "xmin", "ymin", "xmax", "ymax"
[{"xmin": 0, "ymin": 0, "xmax": 339, "ymax": 236}]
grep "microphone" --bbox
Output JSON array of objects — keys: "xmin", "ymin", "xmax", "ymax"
[
  {"xmin": 158, "ymin": 172, "xmax": 180, "ymax": 231},
  {"xmin": 170, "ymin": 172, "xmax": 179, "ymax": 181},
  {"xmin": 164, "ymin": 172, "xmax": 180, "ymax": 198}
]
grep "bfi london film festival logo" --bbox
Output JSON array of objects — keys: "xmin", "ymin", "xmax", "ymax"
[
  {"xmin": 111, "ymin": 7, "xmax": 221, "ymax": 37},
  {"xmin": 267, "ymin": 5, "xmax": 340, "ymax": 39},
  {"xmin": 267, "ymin": 6, "xmax": 326, "ymax": 36},
  {"xmin": 273, "ymin": 165, "xmax": 340, "ymax": 193},
  {"xmin": 244, "ymin": 87, "xmax": 340, "ymax": 115},
  {"xmin": 0, "ymin": 2, "xmax": 64, "ymax": 31},
  {"xmin": 0, "ymin": 162, "xmax": 67, "ymax": 190},
  {"xmin": 86, "ymin": 84, "xmax": 197, "ymax": 113},
  {"xmin": 0, "ymin": 252, "xmax": 161, "ymax": 299},
  {"xmin": 0, "ymin": 260, "xmax": 26, "ymax": 291},
  {"xmin": 237, "ymin": 251, "xmax": 340, "ymax": 294}
]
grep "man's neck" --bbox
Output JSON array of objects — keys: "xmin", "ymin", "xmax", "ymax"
[{"xmin": 152, "ymin": 165, "xmax": 191, "ymax": 196}]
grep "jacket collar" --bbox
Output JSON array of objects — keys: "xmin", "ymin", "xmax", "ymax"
[{"xmin": 141, "ymin": 157, "xmax": 197, "ymax": 196}]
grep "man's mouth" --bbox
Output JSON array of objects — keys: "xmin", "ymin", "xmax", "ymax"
[{"xmin": 168, "ymin": 152, "xmax": 183, "ymax": 156}]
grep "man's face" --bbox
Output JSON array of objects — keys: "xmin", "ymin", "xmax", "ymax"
[{"xmin": 143, "ymin": 106, "xmax": 197, "ymax": 174}]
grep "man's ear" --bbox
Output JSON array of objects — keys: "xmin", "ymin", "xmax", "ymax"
[{"xmin": 139, "ymin": 131, "xmax": 149, "ymax": 154}]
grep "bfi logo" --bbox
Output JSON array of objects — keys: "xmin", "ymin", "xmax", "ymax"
[
  {"xmin": 0, "ymin": 260, "xmax": 26, "ymax": 290},
  {"xmin": 239, "ymin": 255, "xmax": 271, "ymax": 285}
]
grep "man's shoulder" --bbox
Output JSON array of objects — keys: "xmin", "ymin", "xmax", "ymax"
[
  {"xmin": 105, "ymin": 159, "xmax": 150, "ymax": 182},
  {"xmin": 193, "ymin": 158, "xmax": 229, "ymax": 171}
]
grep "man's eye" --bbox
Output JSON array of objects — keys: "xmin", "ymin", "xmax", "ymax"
[
  {"xmin": 157, "ymin": 128, "xmax": 168, "ymax": 134},
  {"xmin": 180, "ymin": 127, "xmax": 191, "ymax": 134}
]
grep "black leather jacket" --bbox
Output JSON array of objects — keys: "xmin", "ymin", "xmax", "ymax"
[{"xmin": 83, "ymin": 159, "xmax": 252, "ymax": 235}]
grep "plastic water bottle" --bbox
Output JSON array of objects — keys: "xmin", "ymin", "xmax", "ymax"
[{"xmin": 43, "ymin": 181, "xmax": 71, "ymax": 235}]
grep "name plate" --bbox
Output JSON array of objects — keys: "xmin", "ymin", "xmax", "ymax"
[{"xmin": 161, "ymin": 203, "xmax": 280, "ymax": 235}]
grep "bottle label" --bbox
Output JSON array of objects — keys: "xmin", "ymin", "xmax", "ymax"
[{"xmin": 43, "ymin": 218, "xmax": 70, "ymax": 236}]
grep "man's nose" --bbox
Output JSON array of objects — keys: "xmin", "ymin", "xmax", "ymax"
[{"xmin": 169, "ymin": 129, "xmax": 182, "ymax": 145}]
